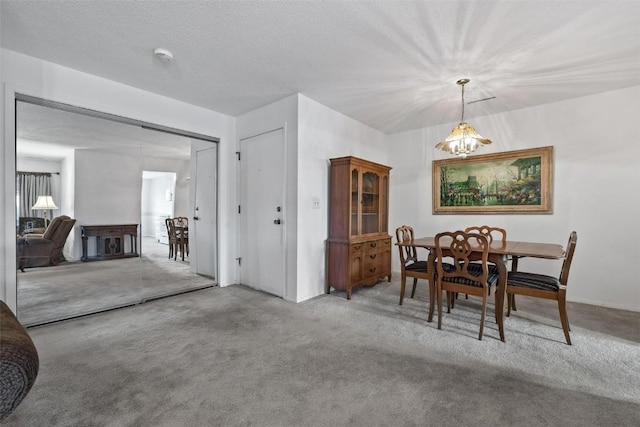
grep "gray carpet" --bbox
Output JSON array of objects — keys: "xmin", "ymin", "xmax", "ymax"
[
  {"xmin": 3, "ymin": 281, "xmax": 639, "ymax": 426},
  {"xmin": 16, "ymin": 238, "xmax": 214, "ymax": 326}
]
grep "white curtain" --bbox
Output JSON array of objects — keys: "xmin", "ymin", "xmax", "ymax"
[{"xmin": 16, "ymin": 172, "xmax": 53, "ymax": 219}]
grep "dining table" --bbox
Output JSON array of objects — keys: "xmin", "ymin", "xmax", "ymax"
[{"xmin": 397, "ymin": 236, "xmax": 565, "ymax": 342}]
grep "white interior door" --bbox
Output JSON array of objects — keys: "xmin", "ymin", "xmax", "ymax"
[
  {"xmin": 194, "ymin": 146, "xmax": 217, "ymax": 279},
  {"xmin": 240, "ymin": 129, "xmax": 285, "ymax": 297}
]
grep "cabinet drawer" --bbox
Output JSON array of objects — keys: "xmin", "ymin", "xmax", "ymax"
[
  {"xmin": 102, "ymin": 228, "xmax": 123, "ymax": 235},
  {"xmin": 349, "ymin": 244, "xmax": 363, "ymax": 255},
  {"xmin": 365, "ymin": 240, "xmax": 380, "ymax": 251},
  {"xmin": 362, "ymin": 250, "xmax": 380, "ymax": 278}
]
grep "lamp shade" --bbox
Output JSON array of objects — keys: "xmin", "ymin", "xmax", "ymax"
[
  {"xmin": 435, "ymin": 122, "xmax": 492, "ymax": 158},
  {"xmin": 435, "ymin": 78, "xmax": 492, "ymax": 157},
  {"xmin": 31, "ymin": 195, "xmax": 58, "ymax": 210}
]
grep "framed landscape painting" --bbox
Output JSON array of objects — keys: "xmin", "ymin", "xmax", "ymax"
[{"xmin": 432, "ymin": 146, "xmax": 553, "ymax": 214}]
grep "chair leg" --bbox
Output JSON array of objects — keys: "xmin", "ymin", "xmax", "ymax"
[
  {"xmin": 558, "ymin": 292, "xmax": 572, "ymax": 345},
  {"xmin": 428, "ymin": 280, "xmax": 436, "ymax": 322},
  {"xmin": 478, "ymin": 295, "xmax": 487, "ymax": 340},
  {"xmin": 399, "ymin": 273, "xmax": 406, "ymax": 305},
  {"xmin": 410, "ymin": 278, "xmax": 418, "ymax": 298},
  {"xmin": 507, "ymin": 292, "xmax": 512, "ymax": 317},
  {"xmin": 511, "ymin": 294, "xmax": 517, "ymax": 311},
  {"xmin": 437, "ymin": 283, "xmax": 443, "ymax": 330}
]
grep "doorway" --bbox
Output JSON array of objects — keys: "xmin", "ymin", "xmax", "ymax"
[
  {"xmin": 142, "ymin": 171, "xmax": 176, "ymax": 246},
  {"xmin": 239, "ymin": 129, "xmax": 286, "ymax": 297},
  {"xmin": 14, "ymin": 98, "xmax": 219, "ymax": 326}
]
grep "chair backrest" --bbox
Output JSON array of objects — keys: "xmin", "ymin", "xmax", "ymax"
[
  {"xmin": 165, "ymin": 218, "xmax": 177, "ymax": 239},
  {"xmin": 559, "ymin": 231, "xmax": 578, "ymax": 286},
  {"xmin": 51, "ymin": 218, "xmax": 76, "ymax": 248},
  {"xmin": 435, "ymin": 230, "xmax": 490, "ymax": 286},
  {"xmin": 42, "ymin": 215, "xmax": 70, "ymax": 240},
  {"xmin": 465, "ymin": 225, "xmax": 506, "ymax": 244},
  {"xmin": 174, "ymin": 217, "xmax": 188, "ymax": 228},
  {"xmin": 395, "ymin": 225, "xmax": 417, "ymax": 266}
]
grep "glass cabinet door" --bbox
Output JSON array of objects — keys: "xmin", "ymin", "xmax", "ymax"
[
  {"xmin": 351, "ymin": 168, "xmax": 359, "ymax": 236},
  {"xmin": 381, "ymin": 175, "xmax": 388, "ymax": 233},
  {"xmin": 361, "ymin": 171, "xmax": 380, "ymax": 234}
]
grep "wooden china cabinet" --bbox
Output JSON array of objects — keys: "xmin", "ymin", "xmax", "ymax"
[{"xmin": 326, "ymin": 156, "xmax": 392, "ymax": 299}]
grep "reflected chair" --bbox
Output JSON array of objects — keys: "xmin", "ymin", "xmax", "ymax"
[
  {"xmin": 165, "ymin": 218, "xmax": 178, "ymax": 260},
  {"xmin": 506, "ymin": 231, "xmax": 578, "ymax": 345},
  {"xmin": 435, "ymin": 231, "xmax": 499, "ymax": 340},
  {"xmin": 395, "ymin": 225, "xmax": 430, "ymax": 305},
  {"xmin": 16, "ymin": 215, "xmax": 76, "ymax": 271},
  {"xmin": 165, "ymin": 217, "xmax": 189, "ymax": 261},
  {"xmin": 175, "ymin": 216, "xmax": 189, "ymax": 257}
]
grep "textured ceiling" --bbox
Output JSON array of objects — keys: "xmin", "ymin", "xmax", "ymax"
[
  {"xmin": 2, "ymin": 0, "xmax": 640, "ymax": 136},
  {"xmin": 16, "ymin": 102, "xmax": 192, "ymax": 161}
]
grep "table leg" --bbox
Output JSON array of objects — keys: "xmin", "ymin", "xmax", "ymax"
[
  {"xmin": 492, "ymin": 254, "xmax": 508, "ymax": 342},
  {"xmin": 81, "ymin": 235, "xmax": 88, "ymax": 261}
]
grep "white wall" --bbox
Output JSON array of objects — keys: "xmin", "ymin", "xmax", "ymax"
[
  {"xmin": 297, "ymin": 95, "xmax": 389, "ymax": 301},
  {"xmin": 388, "ymin": 85, "xmax": 640, "ymax": 312},
  {"xmin": 236, "ymin": 94, "xmax": 299, "ymax": 301},
  {"xmin": 73, "ymin": 151, "xmax": 144, "ymax": 259},
  {"xmin": 1, "ymin": 49, "xmax": 237, "ymax": 308},
  {"xmin": 236, "ymin": 94, "xmax": 389, "ymax": 302}
]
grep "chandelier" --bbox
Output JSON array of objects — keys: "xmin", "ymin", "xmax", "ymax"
[{"xmin": 435, "ymin": 78, "xmax": 492, "ymax": 158}]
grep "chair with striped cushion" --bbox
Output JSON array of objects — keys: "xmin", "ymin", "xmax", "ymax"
[
  {"xmin": 395, "ymin": 225, "xmax": 430, "ymax": 305},
  {"xmin": 465, "ymin": 225, "xmax": 506, "ymax": 275},
  {"xmin": 435, "ymin": 230, "xmax": 499, "ymax": 340},
  {"xmin": 506, "ymin": 231, "xmax": 577, "ymax": 345}
]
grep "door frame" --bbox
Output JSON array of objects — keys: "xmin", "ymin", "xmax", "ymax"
[{"xmin": 238, "ymin": 127, "xmax": 287, "ymax": 298}]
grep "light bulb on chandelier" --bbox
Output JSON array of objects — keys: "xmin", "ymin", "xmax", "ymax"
[{"xmin": 435, "ymin": 79, "xmax": 492, "ymax": 158}]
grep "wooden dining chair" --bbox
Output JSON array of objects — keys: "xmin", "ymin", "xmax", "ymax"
[
  {"xmin": 435, "ymin": 230, "xmax": 499, "ymax": 340},
  {"xmin": 175, "ymin": 216, "xmax": 189, "ymax": 257},
  {"xmin": 450, "ymin": 226, "xmax": 507, "ymax": 304},
  {"xmin": 395, "ymin": 225, "xmax": 430, "ymax": 305},
  {"xmin": 165, "ymin": 218, "xmax": 179, "ymax": 260},
  {"xmin": 465, "ymin": 225, "xmax": 507, "ymax": 275},
  {"xmin": 506, "ymin": 231, "xmax": 578, "ymax": 345}
]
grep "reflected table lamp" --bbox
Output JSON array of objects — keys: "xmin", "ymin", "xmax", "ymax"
[{"xmin": 31, "ymin": 195, "xmax": 58, "ymax": 227}]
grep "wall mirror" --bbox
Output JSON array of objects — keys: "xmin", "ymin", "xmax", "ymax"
[{"xmin": 15, "ymin": 99, "xmax": 218, "ymax": 326}]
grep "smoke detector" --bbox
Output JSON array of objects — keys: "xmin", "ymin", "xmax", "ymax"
[{"xmin": 153, "ymin": 48, "xmax": 174, "ymax": 62}]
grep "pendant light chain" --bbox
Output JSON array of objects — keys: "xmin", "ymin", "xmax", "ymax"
[{"xmin": 460, "ymin": 82, "xmax": 465, "ymax": 123}]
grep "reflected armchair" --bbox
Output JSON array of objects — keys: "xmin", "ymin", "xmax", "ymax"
[{"xmin": 16, "ymin": 215, "xmax": 76, "ymax": 271}]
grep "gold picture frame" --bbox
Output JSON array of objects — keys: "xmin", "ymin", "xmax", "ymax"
[{"xmin": 433, "ymin": 146, "xmax": 553, "ymax": 214}]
